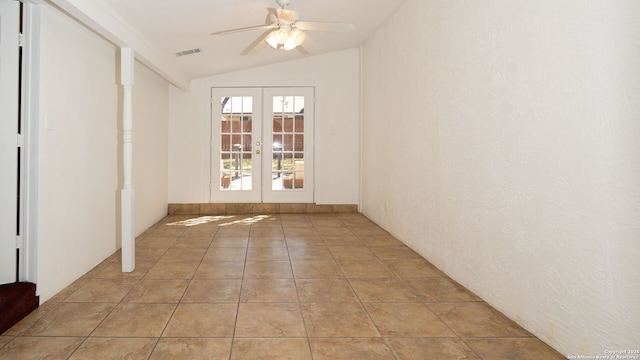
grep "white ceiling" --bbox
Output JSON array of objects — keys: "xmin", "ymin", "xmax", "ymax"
[{"xmin": 101, "ymin": 0, "xmax": 406, "ymax": 80}]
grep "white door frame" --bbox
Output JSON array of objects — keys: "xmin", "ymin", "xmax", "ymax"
[
  {"xmin": 20, "ymin": 1, "xmax": 41, "ymax": 284},
  {"xmin": 0, "ymin": 0, "xmax": 21, "ymax": 284}
]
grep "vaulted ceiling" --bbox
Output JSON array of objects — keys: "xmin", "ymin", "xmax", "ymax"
[{"xmin": 97, "ymin": 0, "xmax": 406, "ymax": 81}]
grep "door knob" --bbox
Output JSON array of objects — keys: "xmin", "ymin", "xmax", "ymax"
[{"xmin": 256, "ymin": 150, "xmax": 261, "ymax": 154}]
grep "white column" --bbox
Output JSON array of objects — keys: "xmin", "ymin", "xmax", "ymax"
[{"xmin": 120, "ymin": 47, "xmax": 135, "ymax": 272}]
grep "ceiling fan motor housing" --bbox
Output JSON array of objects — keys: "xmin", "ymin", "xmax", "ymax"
[{"xmin": 276, "ymin": 0, "xmax": 293, "ymax": 9}]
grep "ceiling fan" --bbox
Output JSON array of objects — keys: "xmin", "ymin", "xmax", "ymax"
[{"xmin": 210, "ymin": 0, "xmax": 355, "ymax": 55}]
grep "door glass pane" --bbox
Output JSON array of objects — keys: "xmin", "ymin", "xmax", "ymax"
[
  {"xmin": 219, "ymin": 96, "xmax": 253, "ymax": 191},
  {"xmin": 272, "ymin": 95, "xmax": 305, "ymax": 191}
]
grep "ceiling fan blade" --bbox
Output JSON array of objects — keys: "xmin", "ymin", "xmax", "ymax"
[
  {"xmin": 276, "ymin": 8, "xmax": 298, "ymax": 24},
  {"xmin": 211, "ymin": 24, "xmax": 275, "ymax": 36},
  {"xmin": 294, "ymin": 21, "xmax": 355, "ymax": 32},
  {"xmin": 297, "ymin": 34, "xmax": 318, "ymax": 55},
  {"xmin": 240, "ymin": 30, "xmax": 271, "ymax": 55}
]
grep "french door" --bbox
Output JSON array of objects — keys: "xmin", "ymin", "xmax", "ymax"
[{"xmin": 210, "ymin": 87, "xmax": 314, "ymax": 203}]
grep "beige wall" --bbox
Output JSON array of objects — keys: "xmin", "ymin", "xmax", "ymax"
[
  {"xmin": 35, "ymin": 4, "xmax": 170, "ymax": 302},
  {"xmin": 133, "ymin": 62, "xmax": 170, "ymax": 236},
  {"xmin": 168, "ymin": 48, "xmax": 360, "ymax": 205},
  {"xmin": 361, "ymin": 0, "xmax": 640, "ymax": 355}
]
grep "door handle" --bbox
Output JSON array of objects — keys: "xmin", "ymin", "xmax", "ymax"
[{"xmin": 256, "ymin": 150, "xmax": 261, "ymax": 154}]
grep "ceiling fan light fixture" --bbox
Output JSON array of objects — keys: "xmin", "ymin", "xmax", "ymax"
[
  {"xmin": 290, "ymin": 28, "xmax": 306, "ymax": 46},
  {"xmin": 265, "ymin": 27, "xmax": 306, "ymax": 50},
  {"xmin": 265, "ymin": 30, "xmax": 280, "ymax": 48}
]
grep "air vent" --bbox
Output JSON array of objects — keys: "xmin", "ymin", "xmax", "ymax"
[{"xmin": 175, "ymin": 48, "xmax": 201, "ymax": 57}]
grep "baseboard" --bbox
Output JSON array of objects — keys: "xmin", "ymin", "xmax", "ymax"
[{"xmin": 168, "ymin": 203, "xmax": 359, "ymax": 215}]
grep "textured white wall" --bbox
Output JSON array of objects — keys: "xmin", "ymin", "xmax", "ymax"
[
  {"xmin": 169, "ymin": 48, "xmax": 360, "ymax": 205},
  {"xmin": 38, "ymin": 5, "xmax": 118, "ymax": 302},
  {"xmin": 362, "ymin": 0, "xmax": 640, "ymax": 356}
]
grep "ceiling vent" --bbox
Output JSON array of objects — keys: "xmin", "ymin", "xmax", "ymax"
[{"xmin": 175, "ymin": 48, "xmax": 201, "ymax": 57}]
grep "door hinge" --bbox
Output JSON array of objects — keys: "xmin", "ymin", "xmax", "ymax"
[
  {"xmin": 16, "ymin": 235, "xmax": 24, "ymax": 249},
  {"xmin": 17, "ymin": 133, "xmax": 23, "ymax": 147},
  {"xmin": 19, "ymin": 33, "xmax": 24, "ymax": 47}
]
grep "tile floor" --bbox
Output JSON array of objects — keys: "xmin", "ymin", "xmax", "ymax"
[{"xmin": 0, "ymin": 213, "xmax": 565, "ymax": 359}]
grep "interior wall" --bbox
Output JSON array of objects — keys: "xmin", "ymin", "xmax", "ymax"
[
  {"xmin": 37, "ymin": 5, "xmax": 118, "ymax": 302},
  {"xmin": 168, "ymin": 48, "xmax": 360, "ymax": 205},
  {"xmin": 361, "ymin": 0, "xmax": 640, "ymax": 356},
  {"xmin": 132, "ymin": 61, "xmax": 170, "ymax": 235},
  {"xmin": 35, "ymin": 5, "xmax": 171, "ymax": 302}
]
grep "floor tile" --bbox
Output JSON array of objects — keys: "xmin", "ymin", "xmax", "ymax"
[
  {"xmin": 210, "ymin": 236, "xmax": 249, "ymax": 248},
  {"xmin": 2, "ymin": 301, "xmax": 59, "ymax": 336},
  {"xmin": 202, "ymin": 247, "xmax": 247, "ymax": 262},
  {"xmin": 230, "ymin": 338, "xmax": 312, "ymax": 360},
  {"xmin": 382, "ymin": 258, "xmax": 445, "ymax": 278},
  {"xmin": 246, "ymin": 247, "xmax": 290, "ymax": 261},
  {"xmin": 337, "ymin": 260, "xmax": 396, "ymax": 279},
  {"xmin": 369, "ymin": 246, "xmax": 423, "ymax": 259},
  {"xmin": 364, "ymin": 302, "xmax": 455, "ymax": 337},
  {"xmin": 235, "ymin": 303, "xmax": 306, "ymax": 337},
  {"xmin": 44, "ymin": 277, "xmax": 91, "ymax": 303},
  {"xmin": 150, "ymin": 338, "xmax": 232, "ymax": 360},
  {"xmin": 22, "ymin": 303, "xmax": 115, "ymax": 337},
  {"xmin": 288, "ymin": 246, "xmax": 334, "ymax": 261},
  {"xmin": 285, "ymin": 236, "xmax": 325, "ymax": 247},
  {"xmin": 291, "ymin": 260, "xmax": 344, "ymax": 279},
  {"xmin": 249, "ymin": 227, "xmax": 284, "ymax": 237},
  {"xmin": 321, "ymin": 236, "xmax": 364, "ymax": 247},
  {"xmin": 349, "ymin": 278, "xmax": 421, "ymax": 302},
  {"xmin": 123, "ymin": 279, "xmax": 189, "ymax": 303},
  {"xmin": 172, "ymin": 237, "xmax": 212, "ymax": 248},
  {"xmin": 405, "ymin": 277, "xmax": 481, "ymax": 302},
  {"xmin": 148, "ymin": 226, "xmax": 186, "ymax": 238},
  {"xmin": 301, "ymin": 302, "xmax": 380, "ymax": 337},
  {"xmin": 244, "ymin": 261, "xmax": 293, "ymax": 279},
  {"xmin": 296, "ymin": 279, "xmax": 359, "ymax": 302},
  {"xmin": 193, "ymin": 261, "xmax": 245, "ymax": 279},
  {"xmin": 429, "ymin": 302, "xmax": 532, "ymax": 337},
  {"xmin": 136, "ymin": 236, "xmax": 175, "ymax": 250},
  {"xmin": 387, "ymin": 337, "xmax": 480, "ymax": 360},
  {"xmin": 346, "ymin": 224, "xmax": 389, "ymax": 236},
  {"xmin": 68, "ymin": 337, "xmax": 157, "ymax": 359},
  {"xmin": 64, "ymin": 278, "xmax": 138, "ymax": 303},
  {"xmin": 358, "ymin": 234, "xmax": 404, "ymax": 246},
  {"xmin": 162, "ymin": 303, "xmax": 237, "ymax": 337},
  {"xmin": 0, "ymin": 337, "xmax": 84, "ymax": 359},
  {"xmin": 284, "ymin": 227, "xmax": 321, "ymax": 237},
  {"xmin": 182, "ymin": 279, "xmax": 242, "ymax": 303},
  {"xmin": 0, "ymin": 336, "xmax": 11, "ymax": 348},
  {"xmin": 329, "ymin": 246, "xmax": 377, "ymax": 261},
  {"xmin": 310, "ymin": 219, "xmax": 346, "ymax": 228},
  {"xmin": 464, "ymin": 337, "xmax": 565, "ymax": 359},
  {"xmin": 240, "ymin": 278, "xmax": 298, "ymax": 302},
  {"xmin": 248, "ymin": 236, "xmax": 286, "ymax": 247},
  {"xmin": 309, "ymin": 338, "xmax": 395, "ymax": 360},
  {"xmin": 92, "ymin": 303, "xmax": 175, "ymax": 337},
  {"xmin": 316, "ymin": 227, "xmax": 355, "ymax": 237},
  {"xmin": 91, "ymin": 259, "xmax": 151, "ymax": 280},
  {"xmin": 3, "ymin": 214, "xmax": 566, "ymax": 360},
  {"xmin": 160, "ymin": 247, "xmax": 206, "ymax": 261},
  {"xmin": 215, "ymin": 226, "xmax": 251, "ymax": 237},
  {"xmin": 144, "ymin": 260, "xmax": 199, "ymax": 280}
]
